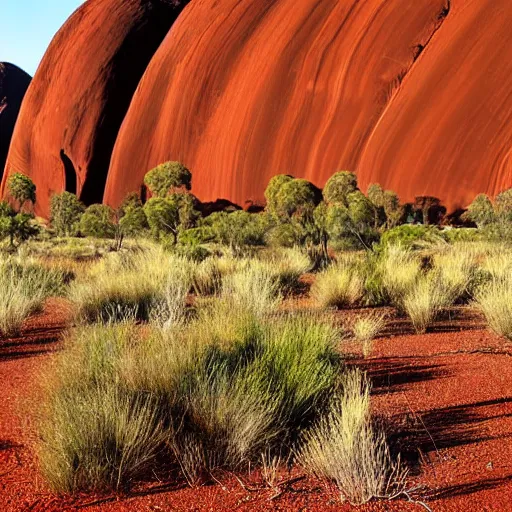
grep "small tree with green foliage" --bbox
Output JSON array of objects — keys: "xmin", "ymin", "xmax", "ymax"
[
  {"xmin": 143, "ymin": 161, "xmax": 192, "ymax": 198},
  {"xmin": 50, "ymin": 192, "xmax": 85, "ymax": 236},
  {"xmin": 118, "ymin": 193, "xmax": 148, "ymax": 237},
  {"xmin": 495, "ymin": 188, "xmax": 512, "ymax": 223},
  {"xmin": 143, "ymin": 197, "xmax": 180, "ymax": 242},
  {"xmin": 275, "ymin": 178, "xmax": 319, "ymax": 219},
  {"xmin": 0, "ymin": 207, "xmax": 39, "ymax": 247},
  {"xmin": 463, "ymin": 194, "xmax": 495, "ymax": 228},
  {"xmin": 323, "ymin": 171, "xmax": 358, "ymax": 206},
  {"xmin": 205, "ymin": 210, "xmax": 269, "ymax": 254},
  {"xmin": 7, "ymin": 173, "xmax": 36, "ymax": 211},
  {"xmin": 383, "ymin": 190, "xmax": 403, "ymax": 228},
  {"xmin": 79, "ymin": 204, "xmax": 116, "ymax": 238},
  {"xmin": 264, "ymin": 174, "xmax": 294, "ymax": 215}
]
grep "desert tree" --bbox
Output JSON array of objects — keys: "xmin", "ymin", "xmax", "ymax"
[
  {"xmin": 7, "ymin": 173, "xmax": 36, "ymax": 211},
  {"xmin": 50, "ymin": 191, "xmax": 85, "ymax": 236},
  {"xmin": 323, "ymin": 171, "xmax": 358, "ymax": 206},
  {"xmin": 143, "ymin": 161, "xmax": 192, "ymax": 198}
]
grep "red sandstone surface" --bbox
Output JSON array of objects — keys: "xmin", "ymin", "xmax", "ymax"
[
  {"xmin": 1, "ymin": 0, "xmax": 189, "ymax": 215},
  {"xmin": 0, "ymin": 63, "xmax": 31, "ymax": 179},
  {"xmin": 3, "ymin": 0, "xmax": 512, "ymax": 215},
  {"xmin": 1, "ymin": 303, "xmax": 511, "ymax": 511}
]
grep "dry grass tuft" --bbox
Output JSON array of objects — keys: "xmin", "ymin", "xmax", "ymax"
[
  {"xmin": 312, "ymin": 262, "xmax": 363, "ymax": 309},
  {"xmin": 352, "ymin": 313, "xmax": 387, "ymax": 358},
  {"xmin": 297, "ymin": 370, "xmax": 405, "ymax": 504}
]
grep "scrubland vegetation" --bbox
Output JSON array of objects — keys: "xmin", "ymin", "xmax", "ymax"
[{"xmin": 1, "ymin": 166, "xmax": 512, "ymax": 505}]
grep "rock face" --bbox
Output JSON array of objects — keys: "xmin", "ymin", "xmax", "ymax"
[
  {"xmin": 0, "ymin": 63, "xmax": 31, "ymax": 181},
  {"xmin": 2, "ymin": 0, "xmax": 189, "ymax": 216},
  {"xmin": 5, "ymin": 0, "xmax": 512, "ymax": 215},
  {"xmin": 356, "ymin": 0, "xmax": 512, "ymax": 210},
  {"xmin": 105, "ymin": 0, "xmax": 512, "ymax": 211}
]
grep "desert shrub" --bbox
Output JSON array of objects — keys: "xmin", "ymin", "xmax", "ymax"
[
  {"xmin": 378, "ymin": 245, "xmax": 422, "ymax": 307},
  {"xmin": 311, "ymin": 261, "xmax": 363, "ymax": 309},
  {"xmin": 264, "ymin": 174, "xmax": 294, "ymax": 215},
  {"xmin": 297, "ymin": 370, "xmax": 404, "ymax": 504},
  {"xmin": 359, "ymin": 253, "xmax": 389, "ymax": 307},
  {"xmin": 378, "ymin": 224, "xmax": 447, "ymax": 250},
  {"xmin": 0, "ymin": 257, "xmax": 68, "ymax": 335},
  {"xmin": 323, "ymin": 171, "xmax": 358, "ymax": 206},
  {"xmin": 432, "ymin": 249, "xmax": 479, "ymax": 303},
  {"xmin": 179, "ymin": 226, "xmax": 215, "ymax": 246},
  {"xmin": 0, "ymin": 211, "xmax": 40, "ymax": 247},
  {"xmin": 173, "ymin": 242, "xmax": 211, "ymax": 262},
  {"xmin": 260, "ymin": 247, "xmax": 312, "ymax": 295},
  {"xmin": 38, "ymin": 310, "xmax": 343, "ymax": 491},
  {"xmin": 352, "ymin": 313, "xmax": 387, "ymax": 358},
  {"xmin": 143, "ymin": 197, "xmax": 180, "ymax": 242},
  {"xmin": 222, "ymin": 263, "xmax": 282, "ymax": 316},
  {"xmin": 204, "ymin": 210, "xmax": 269, "ymax": 254},
  {"xmin": 191, "ymin": 257, "xmax": 223, "ymax": 296},
  {"xmin": 118, "ymin": 195, "xmax": 148, "ymax": 237},
  {"xmin": 475, "ymin": 277, "xmax": 512, "ymax": 341},
  {"xmin": 401, "ymin": 274, "xmax": 452, "ymax": 334},
  {"xmin": 37, "ymin": 323, "xmax": 167, "ymax": 491},
  {"xmin": 79, "ymin": 204, "xmax": 116, "ymax": 238},
  {"xmin": 464, "ymin": 194, "xmax": 496, "ymax": 228},
  {"xmin": 6, "ymin": 173, "xmax": 36, "ymax": 210},
  {"xmin": 69, "ymin": 248, "xmax": 193, "ymax": 323},
  {"xmin": 50, "ymin": 192, "xmax": 85, "ymax": 237},
  {"xmin": 443, "ymin": 228, "xmax": 482, "ymax": 243},
  {"xmin": 144, "ymin": 161, "xmax": 192, "ymax": 197}
]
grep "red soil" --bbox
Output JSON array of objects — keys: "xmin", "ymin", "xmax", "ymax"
[{"xmin": 1, "ymin": 303, "xmax": 511, "ymax": 511}]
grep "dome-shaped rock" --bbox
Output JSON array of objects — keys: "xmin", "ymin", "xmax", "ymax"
[{"xmin": 2, "ymin": 0, "xmax": 189, "ymax": 216}]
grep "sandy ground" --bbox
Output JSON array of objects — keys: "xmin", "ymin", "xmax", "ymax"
[{"xmin": 1, "ymin": 301, "xmax": 511, "ymax": 511}]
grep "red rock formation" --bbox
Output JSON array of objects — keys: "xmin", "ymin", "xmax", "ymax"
[
  {"xmin": 105, "ymin": 0, "xmax": 451, "ymax": 208},
  {"xmin": 105, "ymin": 0, "xmax": 512, "ymax": 212},
  {"xmin": 6, "ymin": 0, "xmax": 512, "ymax": 215},
  {"xmin": 0, "ymin": 63, "xmax": 31, "ymax": 180},
  {"xmin": 356, "ymin": 0, "xmax": 512, "ymax": 210},
  {"xmin": 2, "ymin": 0, "xmax": 189, "ymax": 216}
]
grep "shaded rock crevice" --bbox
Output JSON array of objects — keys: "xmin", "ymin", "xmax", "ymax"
[
  {"xmin": 79, "ymin": 0, "xmax": 191, "ymax": 205},
  {"xmin": 0, "ymin": 63, "xmax": 31, "ymax": 180}
]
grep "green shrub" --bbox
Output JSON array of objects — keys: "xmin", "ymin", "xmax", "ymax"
[
  {"xmin": 69, "ymin": 248, "xmax": 193, "ymax": 323},
  {"xmin": 37, "ymin": 310, "xmax": 343, "ymax": 491},
  {"xmin": 205, "ymin": 211, "xmax": 269, "ymax": 253},
  {"xmin": 323, "ymin": 171, "xmax": 357, "ymax": 206},
  {"xmin": 119, "ymin": 200, "xmax": 148, "ymax": 237},
  {"xmin": 402, "ymin": 274, "xmax": 452, "ymax": 334},
  {"xmin": 297, "ymin": 370, "xmax": 404, "ymax": 504},
  {"xmin": 143, "ymin": 161, "xmax": 192, "ymax": 198},
  {"xmin": 378, "ymin": 224, "xmax": 447, "ymax": 250},
  {"xmin": 50, "ymin": 192, "xmax": 85, "ymax": 237},
  {"xmin": 0, "ymin": 256, "xmax": 68, "ymax": 335},
  {"xmin": 0, "ymin": 212, "xmax": 40, "ymax": 247},
  {"xmin": 79, "ymin": 204, "xmax": 116, "ymax": 239},
  {"xmin": 312, "ymin": 262, "xmax": 363, "ymax": 309},
  {"xmin": 7, "ymin": 173, "xmax": 36, "ymax": 210},
  {"xmin": 222, "ymin": 263, "xmax": 282, "ymax": 317},
  {"xmin": 475, "ymin": 277, "xmax": 512, "ymax": 341}
]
